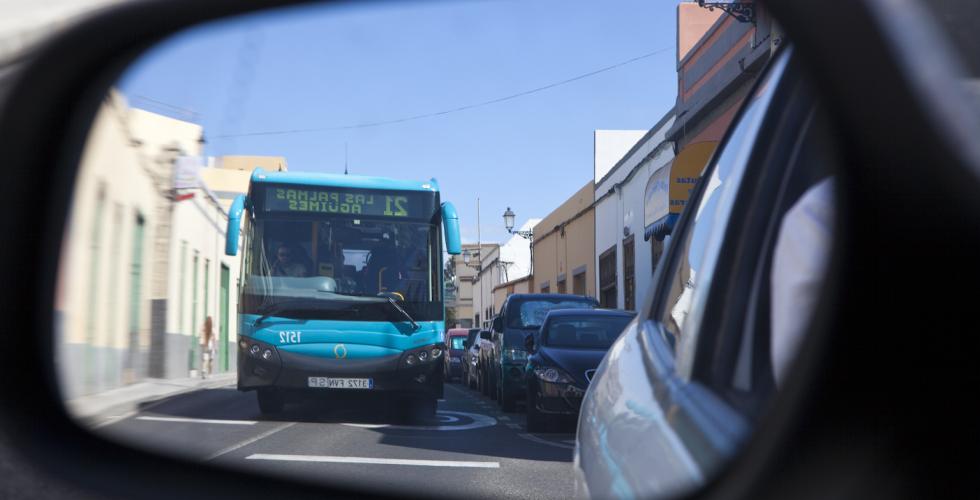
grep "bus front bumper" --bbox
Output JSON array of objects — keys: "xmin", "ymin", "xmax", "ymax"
[{"xmin": 237, "ymin": 339, "xmax": 443, "ymax": 397}]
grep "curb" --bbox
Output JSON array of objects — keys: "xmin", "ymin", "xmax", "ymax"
[{"xmin": 67, "ymin": 372, "xmax": 238, "ymax": 426}]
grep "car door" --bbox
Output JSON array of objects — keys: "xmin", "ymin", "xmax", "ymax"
[{"xmin": 575, "ymin": 47, "xmax": 842, "ymax": 499}]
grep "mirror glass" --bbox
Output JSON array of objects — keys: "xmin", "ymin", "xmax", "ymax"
[{"xmin": 54, "ymin": 1, "xmax": 842, "ymax": 498}]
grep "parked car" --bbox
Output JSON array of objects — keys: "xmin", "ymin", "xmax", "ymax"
[
  {"xmin": 575, "ymin": 47, "xmax": 844, "ymax": 498},
  {"xmin": 443, "ymin": 328, "xmax": 470, "ymax": 383},
  {"xmin": 460, "ymin": 328, "xmax": 482, "ymax": 389},
  {"xmin": 479, "ymin": 294, "xmax": 598, "ymax": 411},
  {"xmin": 524, "ymin": 309, "xmax": 635, "ymax": 432}
]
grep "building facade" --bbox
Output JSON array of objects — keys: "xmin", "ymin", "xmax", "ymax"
[
  {"xmin": 667, "ymin": 1, "xmax": 778, "ymax": 160},
  {"xmin": 56, "ymin": 92, "xmax": 263, "ymax": 399},
  {"xmin": 594, "ymin": 113, "xmax": 675, "ymax": 311},
  {"xmin": 531, "ymin": 182, "xmax": 596, "ymax": 297}
]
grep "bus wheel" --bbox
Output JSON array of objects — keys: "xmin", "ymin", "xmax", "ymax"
[
  {"xmin": 399, "ymin": 396, "xmax": 436, "ymax": 423},
  {"xmin": 257, "ymin": 389, "xmax": 285, "ymax": 414}
]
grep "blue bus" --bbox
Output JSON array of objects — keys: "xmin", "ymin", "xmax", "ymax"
[{"xmin": 224, "ymin": 169, "xmax": 461, "ymax": 416}]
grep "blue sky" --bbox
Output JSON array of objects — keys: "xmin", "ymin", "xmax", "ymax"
[{"xmin": 120, "ymin": 0, "xmax": 680, "ymax": 244}]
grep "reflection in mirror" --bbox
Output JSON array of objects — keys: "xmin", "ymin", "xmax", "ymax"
[{"xmin": 52, "ymin": 1, "xmax": 838, "ymax": 498}]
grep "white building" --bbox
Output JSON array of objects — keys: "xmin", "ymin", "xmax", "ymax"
[
  {"xmin": 594, "ymin": 112, "xmax": 675, "ymax": 310},
  {"xmin": 470, "ymin": 218, "xmax": 538, "ymax": 328},
  {"xmin": 57, "ymin": 91, "xmax": 253, "ymax": 398}
]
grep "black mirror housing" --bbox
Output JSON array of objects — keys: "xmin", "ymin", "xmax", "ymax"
[
  {"xmin": 524, "ymin": 334, "xmax": 535, "ymax": 352},
  {"xmin": 479, "ymin": 330, "xmax": 492, "ymax": 340}
]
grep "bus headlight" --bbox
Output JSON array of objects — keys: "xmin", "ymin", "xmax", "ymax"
[
  {"xmin": 262, "ymin": 349, "xmax": 273, "ymax": 360},
  {"xmin": 431, "ymin": 347, "xmax": 442, "ymax": 359},
  {"xmin": 249, "ymin": 345, "xmax": 261, "ymax": 356}
]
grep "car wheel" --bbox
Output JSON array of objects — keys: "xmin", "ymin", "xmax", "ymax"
[
  {"xmin": 256, "ymin": 389, "xmax": 284, "ymax": 414},
  {"xmin": 526, "ymin": 384, "xmax": 547, "ymax": 433},
  {"xmin": 500, "ymin": 385, "xmax": 516, "ymax": 412},
  {"xmin": 489, "ymin": 367, "xmax": 499, "ymax": 401}
]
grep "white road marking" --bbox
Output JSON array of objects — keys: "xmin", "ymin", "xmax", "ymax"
[
  {"xmin": 135, "ymin": 416, "xmax": 257, "ymax": 425},
  {"xmin": 205, "ymin": 422, "xmax": 297, "ymax": 461},
  {"xmin": 517, "ymin": 433, "xmax": 575, "ymax": 450},
  {"xmin": 497, "ymin": 415, "xmax": 511, "ymax": 421},
  {"xmin": 341, "ymin": 410, "xmax": 496, "ymax": 431},
  {"xmin": 506, "ymin": 423, "xmax": 521, "ymax": 429},
  {"xmin": 246, "ymin": 454, "xmax": 499, "ymax": 468}
]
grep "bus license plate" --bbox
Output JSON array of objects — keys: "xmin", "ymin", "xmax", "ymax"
[{"xmin": 308, "ymin": 377, "xmax": 374, "ymax": 389}]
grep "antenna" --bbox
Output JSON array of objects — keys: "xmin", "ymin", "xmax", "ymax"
[{"xmin": 344, "ymin": 143, "xmax": 349, "ymax": 175}]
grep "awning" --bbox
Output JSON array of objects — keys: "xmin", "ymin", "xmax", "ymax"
[{"xmin": 644, "ymin": 213, "xmax": 679, "ymax": 241}]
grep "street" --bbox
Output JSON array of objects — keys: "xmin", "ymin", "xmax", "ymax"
[{"xmin": 94, "ymin": 381, "xmax": 577, "ymax": 499}]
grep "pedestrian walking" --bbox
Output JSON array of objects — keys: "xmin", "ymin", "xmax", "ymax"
[{"xmin": 201, "ymin": 316, "xmax": 215, "ymax": 379}]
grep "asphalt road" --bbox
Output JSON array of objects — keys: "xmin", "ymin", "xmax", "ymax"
[{"xmin": 94, "ymin": 380, "xmax": 577, "ymax": 499}]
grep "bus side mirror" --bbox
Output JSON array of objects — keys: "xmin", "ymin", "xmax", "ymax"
[
  {"xmin": 442, "ymin": 202, "xmax": 461, "ymax": 255},
  {"xmin": 225, "ymin": 194, "xmax": 246, "ymax": 256}
]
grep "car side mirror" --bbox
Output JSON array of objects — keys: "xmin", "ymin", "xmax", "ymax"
[
  {"xmin": 480, "ymin": 330, "xmax": 492, "ymax": 341},
  {"xmin": 524, "ymin": 335, "xmax": 535, "ymax": 352},
  {"xmin": 473, "ymin": 345, "xmax": 480, "ymax": 351},
  {"xmin": 492, "ymin": 315, "xmax": 504, "ymax": 332}
]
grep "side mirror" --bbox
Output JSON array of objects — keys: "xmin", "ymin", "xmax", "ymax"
[
  {"xmin": 225, "ymin": 194, "xmax": 246, "ymax": 256},
  {"xmin": 524, "ymin": 334, "xmax": 535, "ymax": 352},
  {"xmin": 479, "ymin": 330, "xmax": 492, "ymax": 341},
  {"xmin": 473, "ymin": 345, "xmax": 480, "ymax": 351},
  {"xmin": 441, "ymin": 202, "xmax": 461, "ymax": 255},
  {"xmin": 492, "ymin": 315, "xmax": 504, "ymax": 332}
]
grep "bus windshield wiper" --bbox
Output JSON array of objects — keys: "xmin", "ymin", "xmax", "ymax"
[
  {"xmin": 255, "ymin": 298, "xmax": 355, "ymax": 325},
  {"xmin": 384, "ymin": 297, "xmax": 419, "ymax": 332}
]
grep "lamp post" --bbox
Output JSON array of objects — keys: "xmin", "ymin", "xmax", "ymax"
[{"xmin": 503, "ymin": 206, "xmax": 534, "ymax": 277}]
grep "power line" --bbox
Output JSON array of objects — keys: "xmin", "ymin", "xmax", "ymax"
[{"xmin": 212, "ymin": 46, "xmax": 674, "ymax": 139}]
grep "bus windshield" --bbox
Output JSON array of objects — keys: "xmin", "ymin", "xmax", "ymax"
[{"xmin": 241, "ymin": 213, "xmax": 442, "ymax": 322}]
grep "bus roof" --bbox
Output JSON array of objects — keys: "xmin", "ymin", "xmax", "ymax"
[{"xmin": 249, "ymin": 168, "xmax": 440, "ymax": 193}]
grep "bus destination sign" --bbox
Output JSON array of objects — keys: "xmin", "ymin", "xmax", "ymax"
[{"xmin": 263, "ymin": 186, "xmax": 430, "ymax": 219}]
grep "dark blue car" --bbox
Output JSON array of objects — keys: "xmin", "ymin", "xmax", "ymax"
[{"xmin": 523, "ymin": 309, "xmax": 635, "ymax": 432}]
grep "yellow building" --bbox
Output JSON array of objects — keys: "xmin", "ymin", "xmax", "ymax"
[{"xmin": 531, "ymin": 181, "xmax": 596, "ymax": 297}]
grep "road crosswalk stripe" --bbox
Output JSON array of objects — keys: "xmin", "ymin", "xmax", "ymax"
[
  {"xmin": 245, "ymin": 454, "xmax": 500, "ymax": 468},
  {"xmin": 135, "ymin": 416, "xmax": 257, "ymax": 425}
]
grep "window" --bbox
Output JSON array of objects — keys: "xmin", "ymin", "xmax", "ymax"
[
  {"xmin": 651, "ymin": 237, "xmax": 664, "ymax": 273},
  {"xmin": 557, "ymin": 278, "xmax": 566, "ymax": 294},
  {"xmin": 623, "ymin": 235, "xmax": 635, "ymax": 311},
  {"xmin": 450, "ymin": 337, "xmax": 467, "ymax": 350},
  {"xmin": 543, "ymin": 314, "xmax": 635, "ymax": 349},
  {"xmin": 598, "ymin": 246, "xmax": 617, "ymax": 308},
  {"xmin": 540, "ymin": 281, "xmax": 550, "ymax": 293},
  {"xmin": 573, "ymin": 269, "xmax": 586, "ymax": 295},
  {"xmin": 657, "ymin": 54, "xmax": 784, "ymax": 366}
]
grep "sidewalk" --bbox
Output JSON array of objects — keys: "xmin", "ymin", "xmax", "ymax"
[{"xmin": 66, "ymin": 372, "xmax": 237, "ymax": 425}]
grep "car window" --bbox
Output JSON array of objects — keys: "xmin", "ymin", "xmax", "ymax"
[
  {"xmin": 449, "ymin": 336, "xmax": 466, "ymax": 350},
  {"xmin": 507, "ymin": 299, "xmax": 595, "ymax": 329},
  {"xmin": 657, "ymin": 55, "xmax": 788, "ymax": 378},
  {"xmin": 466, "ymin": 328, "xmax": 479, "ymax": 347},
  {"xmin": 543, "ymin": 315, "xmax": 633, "ymax": 349}
]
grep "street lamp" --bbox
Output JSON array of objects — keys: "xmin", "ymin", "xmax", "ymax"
[{"xmin": 503, "ymin": 206, "xmax": 534, "ymax": 276}]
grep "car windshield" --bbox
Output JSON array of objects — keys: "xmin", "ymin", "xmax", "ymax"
[
  {"xmin": 543, "ymin": 315, "xmax": 634, "ymax": 349},
  {"xmin": 449, "ymin": 337, "xmax": 466, "ymax": 350},
  {"xmin": 508, "ymin": 300, "xmax": 596, "ymax": 329}
]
